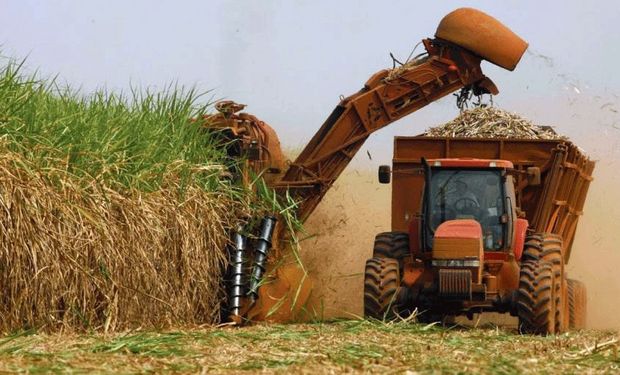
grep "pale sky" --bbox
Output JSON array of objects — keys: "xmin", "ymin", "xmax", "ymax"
[{"xmin": 1, "ymin": 0, "xmax": 619, "ymax": 165}]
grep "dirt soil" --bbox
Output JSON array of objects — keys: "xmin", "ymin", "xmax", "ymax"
[{"xmin": 300, "ymin": 164, "xmax": 620, "ymax": 329}]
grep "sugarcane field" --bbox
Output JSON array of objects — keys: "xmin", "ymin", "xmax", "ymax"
[{"xmin": 0, "ymin": 2, "xmax": 619, "ymax": 374}]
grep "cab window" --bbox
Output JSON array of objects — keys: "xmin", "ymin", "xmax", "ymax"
[{"xmin": 427, "ymin": 169, "xmax": 505, "ymax": 250}]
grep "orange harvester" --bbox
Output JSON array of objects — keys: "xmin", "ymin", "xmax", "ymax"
[{"xmin": 202, "ymin": 9, "xmax": 592, "ymax": 333}]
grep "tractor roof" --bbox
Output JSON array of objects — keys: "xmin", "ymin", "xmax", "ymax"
[{"xmin": 428, "ymin": 158, "xmax": 514, "ymax": 169}]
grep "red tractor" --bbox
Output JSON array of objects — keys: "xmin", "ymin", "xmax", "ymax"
[{"xmin": 365, "ymin": 136, "xmax": 593, "ymax": 334}]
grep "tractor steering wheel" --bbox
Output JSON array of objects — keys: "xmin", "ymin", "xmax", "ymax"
[{"xmin": 453, "ymin": 197, "xmax": 480, "ymax": 217}]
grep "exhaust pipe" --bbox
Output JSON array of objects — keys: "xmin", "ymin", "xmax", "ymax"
[
  {"xmin": 227, "ymin": 226, "xmax": 248, "ymax": 323},
  {"xmin": 247, "ymin": 215, "xmax": 277, "ymax": 302}
]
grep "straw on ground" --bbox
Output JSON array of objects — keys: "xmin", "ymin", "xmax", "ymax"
[{"xmin": 0, "ymin": 320, "xmax": 616, "ymax": 373}]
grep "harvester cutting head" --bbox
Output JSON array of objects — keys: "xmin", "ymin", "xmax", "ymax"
[{"xmin": 435, "ymin": 8, "xmax": 528, "ymax": 71}]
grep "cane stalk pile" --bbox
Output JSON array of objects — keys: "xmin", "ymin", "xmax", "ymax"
[{"xmin": 425, "ymin": 106, "xmax": 565, "ymax": 139}]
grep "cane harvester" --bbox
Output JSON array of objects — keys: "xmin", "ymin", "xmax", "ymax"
[{"xmin": 203, "ymin": 8, "xmax": 530, "ymax": 325}]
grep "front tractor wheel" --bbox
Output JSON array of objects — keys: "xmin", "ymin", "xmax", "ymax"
[
  {"xmin": 516, "ymin": 260, "xmax": 558, "ymax": 335},
  {"xmin": 373, "ymin": 232, "xmax": 410, "ymax": 262},
  {"xmin": 364, "ymin": 257, "xmax": 402, "ymax": 320}
]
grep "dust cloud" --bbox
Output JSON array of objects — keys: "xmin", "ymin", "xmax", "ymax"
[
  {"xmin": 299, "ymin": 163, "xmax": 620, "ymax": 329},
  {"xmin": 567, "ymin": 162, "xmax": 620, "ymax": 329},
  {"xmin": 300, "ymin": 170, "xmax": 390, "ymax": 320}
]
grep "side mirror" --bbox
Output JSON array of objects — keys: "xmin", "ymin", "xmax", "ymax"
[
  {"xmin": 378, "ymin": 165, "xmax": 391, "ymax": 184},
  {"xmin": 526, "ymin": 167, "xmax": 541, "ymax": 186}
]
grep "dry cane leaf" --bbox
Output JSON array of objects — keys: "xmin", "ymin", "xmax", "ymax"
[{"xmin": 425, "ymin": 107, "xmax": 567, "ymax": 140}]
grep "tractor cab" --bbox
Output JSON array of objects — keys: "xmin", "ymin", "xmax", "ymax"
[{"xmin": 421, "ymin": 158, "xmax": 516, "ymax": 253}]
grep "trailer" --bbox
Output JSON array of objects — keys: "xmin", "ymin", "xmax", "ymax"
[{"xmin": 365, "ymin": 136, "xmax": 594, "ymax": 334}]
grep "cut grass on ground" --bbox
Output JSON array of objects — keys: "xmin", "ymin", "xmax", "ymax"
[{"xmin": 0, "ymin": 320, "xmax": 617, "ymax": 374}]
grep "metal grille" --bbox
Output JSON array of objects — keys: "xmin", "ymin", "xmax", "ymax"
[{"xmin": 438, "ymin": 269, "xmax": 472, "ymax": 299}]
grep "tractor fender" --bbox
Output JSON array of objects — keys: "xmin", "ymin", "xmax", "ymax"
[{"xmin": 514, "ymin": 218, "xmax": 529, "ymax": 261}]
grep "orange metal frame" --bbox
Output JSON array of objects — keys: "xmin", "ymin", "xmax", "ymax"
[
  {"xmin": 272, "ymin": 39, "xmax": 497, "ymax": 221},
  {"xmin": 202, "ymin": 7, "xmax": 532, "ymax": 323}
]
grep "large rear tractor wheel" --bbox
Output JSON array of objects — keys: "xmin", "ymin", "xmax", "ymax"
[
  {"xmin": 567, "ymin": 278, "xmax": 587, "ymax": 330},
  {"xmin": 522, "ymin": 233, "xmax": 564, "ymax": 270},
  {"xmin": 373, "ymin": 231, "xmax": 410, "ymax": 264},
  {"xmin": 364, "ymin": 257, "xmax": 402, "ymax": 320},
  {"xmin": 516, "ymin": 260, "xmax": 558, "ymax": 335},
  {"xmin": 522, "ymin": 233, "xmax": 566, "ymax": 332}
]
